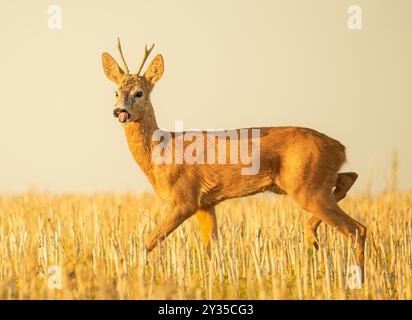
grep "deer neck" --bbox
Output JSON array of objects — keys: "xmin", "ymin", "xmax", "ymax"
[{"xmin": 123, "ymin": 102, "xmax": 158, "ymax": 186}]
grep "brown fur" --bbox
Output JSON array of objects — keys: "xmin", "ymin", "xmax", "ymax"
[{"xmin": 101, "ymin": 45, "xmax": 367, "ymax": 280}]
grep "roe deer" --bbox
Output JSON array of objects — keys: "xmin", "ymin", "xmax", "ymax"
[{"xmin": 101, "ymin": 39, "xmax": 367, "ymax": 280}]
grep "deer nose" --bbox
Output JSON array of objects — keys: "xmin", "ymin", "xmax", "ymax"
[{"xmin": 113, "ymin": 108, "xmax": 125, "ymax": 118}]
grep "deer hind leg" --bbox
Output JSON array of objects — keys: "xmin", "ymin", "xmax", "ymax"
[
  {"xmin": 195, "ymin": 206, "xmax": 218, "ymax": 257},
  {"xmin": 306, "ymin": 172, "xmax": 358, "ymax": 250},
  {"xmin": 295, "ymin": 190, "xmax": 367, "ymax": 282},
  {"xmin": 334, "ymin": 172, "xmax": 358, "ymax": 201}
]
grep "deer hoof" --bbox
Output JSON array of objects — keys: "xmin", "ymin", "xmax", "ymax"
[
  {"xmin": 306, "ymin": 229, "xmax": 320, "ymax": 250},
  {"xmin": 145, "ymin": 238, "xmax": 155, "ymax": 252}
]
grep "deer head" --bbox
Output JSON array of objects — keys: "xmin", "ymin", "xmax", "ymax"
[{"xmin": 101, "ymin": 39, "xmax": 164, "ymax": 124}]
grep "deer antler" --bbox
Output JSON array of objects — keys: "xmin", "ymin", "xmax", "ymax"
[
  {"xmin": 136, "ymin": 43, "xmax": 155, "ymax": 75},
  {"xmin": 116, "ymin": 37, "xmax": 130, "ymax": 74}
]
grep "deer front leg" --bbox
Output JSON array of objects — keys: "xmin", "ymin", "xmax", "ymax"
[
  {"xmin": 195, "ymin": 206, "xmax": 218, "ymax": 257},
  {"xmin": 145, "ymin": 204, "xmax": 196, "ymax": 252},
  {"xmin": 306, "ymin": 215, "xmax": 322, "ymax": 250}
]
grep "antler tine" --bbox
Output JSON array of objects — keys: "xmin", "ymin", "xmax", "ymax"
[
  {"xmin": 136, "ymin": 43, "xmax": 155, "ymax": 75},
  {"xmin": 116, "ymin": 37, "xmax": 130, "ymax": 74}
]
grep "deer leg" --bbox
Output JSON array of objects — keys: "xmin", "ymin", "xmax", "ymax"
[
  {"xmin": 306, "ymin": 172, "xmax": 358, "ymax": 249},
  {"xmin": 306, "ymin": 215, "xmax": 322, "ymax": 250},
  {"xmin": 297, "ymin": 191, "xmax": 366, "ymax": 282},
  {"xmin": 195, "ymin": 206, "xmax": 218, "ymax": 257},
  {"xmin": 334, "ymin": 172, "xmax": 358, "ymax": 201},
  {"xmin": 145, "ymin": 204, "xmax": 196, "ymax": 252}
]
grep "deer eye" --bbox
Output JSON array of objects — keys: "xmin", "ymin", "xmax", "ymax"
[
  {"xmin": 115, "ymin": 91, "xmax": 119, "ymax": 97},
  {"xmin": 135, "ymin": 91, "xmax": 143, "ymax": 98}
]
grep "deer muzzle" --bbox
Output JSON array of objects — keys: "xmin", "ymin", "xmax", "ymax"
[{"xmin": 113, "ymin": 108, "xmax": 130, "ymax": 124}]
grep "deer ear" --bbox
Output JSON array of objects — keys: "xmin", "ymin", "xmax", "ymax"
[
  {"xmin": 144, "ymin": 54, "xmax": 164, "ymax": 85},
  {"xmin": 102, "ymin": 52, "xmax": 124, "ymax": 84}
]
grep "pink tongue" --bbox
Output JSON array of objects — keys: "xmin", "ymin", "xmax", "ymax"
[{"xmin": 118, "ymin": 112, "xmax": 129, "ymax": 123}]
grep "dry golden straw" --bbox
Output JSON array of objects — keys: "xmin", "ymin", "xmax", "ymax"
[{"xmin": 0, "ymin": 191, "xmax": 410, "ymax": 299}]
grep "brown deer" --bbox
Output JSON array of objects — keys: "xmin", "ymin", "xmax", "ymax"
[{"xmin": 101, "ymin": 40, "xmax": 367, "ymax": 279}]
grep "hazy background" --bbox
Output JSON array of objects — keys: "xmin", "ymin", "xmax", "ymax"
[{"xmin": 0, "ymin": 0, "xmax": 410, "ymax": 194}]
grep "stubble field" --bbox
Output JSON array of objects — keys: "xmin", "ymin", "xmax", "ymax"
[{"xmin": 0, "ymin": 190, "xmax": 410, "ymax": 299}]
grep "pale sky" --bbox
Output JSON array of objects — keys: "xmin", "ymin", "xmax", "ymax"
[{"xmin": 0, "ymin": 0, "xmax": 411, "ymax": 194}]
